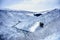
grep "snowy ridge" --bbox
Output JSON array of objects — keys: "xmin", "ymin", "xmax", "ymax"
[{"xmin": 0, "ymin": 9, "xmax": 60, "ymax": 40}]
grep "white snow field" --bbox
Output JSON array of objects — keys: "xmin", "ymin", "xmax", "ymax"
[{"xmin": 0, "ymin": 9, "xmax": 60, "ymax": 40}]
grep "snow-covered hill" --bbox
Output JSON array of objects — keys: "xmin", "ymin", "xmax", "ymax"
[{"xmin": 0, "ymin": 9, "xmax": 60, "ymax": 40}]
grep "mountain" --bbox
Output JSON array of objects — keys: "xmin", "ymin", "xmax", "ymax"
[{"xmin": 0, "ymin": 9, "xmax": 60, "ymax": 40}]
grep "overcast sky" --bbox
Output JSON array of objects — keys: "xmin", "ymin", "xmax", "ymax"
[{"xmin": 0, "ymin": 0, "xmax": 60, "ymax": 12}]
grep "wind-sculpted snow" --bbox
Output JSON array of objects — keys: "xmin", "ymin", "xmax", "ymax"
[
  {"xmin": 44, "ymin": 32, "xmax": 60, "ymax": 40},
  {"xmin": 0, "ymin": 9, "xmax": 60, "ymax": 40}
]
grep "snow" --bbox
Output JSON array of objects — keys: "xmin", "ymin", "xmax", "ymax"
[
  {"xmin": 44, "ymin": 32, "xmax": 60, "ymax": 40},
  {"xmin": 0, "ymin": 9, "xmax": 60, "ymax": 40},
  {"xmin": 29, "ymin": 22, "xmax": 40, "ymax": 32}
]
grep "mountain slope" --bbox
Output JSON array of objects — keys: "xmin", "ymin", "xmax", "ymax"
[{"xmin": 0, "ymin": 9, "xmax": 60, "ymax": 40}]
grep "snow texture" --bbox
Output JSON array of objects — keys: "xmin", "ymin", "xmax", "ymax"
[{"xmin": 0, "ymin": 9, "xmax": 60, "ymax": 40}]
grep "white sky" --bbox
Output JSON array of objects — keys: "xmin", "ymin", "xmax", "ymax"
[{"xmin": 1, "ymin": 0, "xmax": 60, "ymax": 12}]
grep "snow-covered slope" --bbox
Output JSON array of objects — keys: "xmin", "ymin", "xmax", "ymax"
[{"xmin": 0, "ymin": 9, "xmax": 60, "ymax": 40}]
